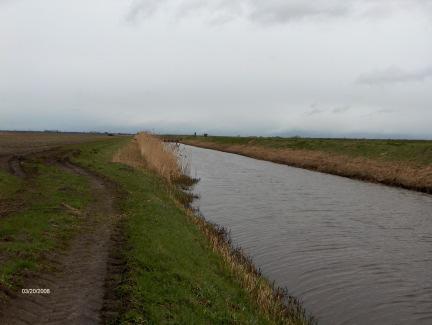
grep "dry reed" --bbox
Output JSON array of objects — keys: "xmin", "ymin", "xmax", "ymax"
[
  {"xmin": 112, "ymin": 140, "xmax": 146, "ymax": 170},
  {"xmin": 113, "ymin": 132, "xmax": 189, "ymax": 183}
]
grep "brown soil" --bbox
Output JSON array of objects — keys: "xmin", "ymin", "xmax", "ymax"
[
  {"xmin": 0, "ymin": 199, "xmax": 25, "ymax": 219},
  {"xmin": 0, "ymin": 157, "xmax": 123, "ymax": 324},
  {"xmin": 183, "ymin": 140, "xmax": 432, "ymax": 194},
  {"xmin": 0, "ymin": 156, "xmax": 26, "ymax": 218},
  {"xmin": 7, "ymin": 156, "xmax": 27, "ymax": 178},
  {"xmin": 0, "ymin": 131, "xmax": 112, "ymax": 157}
]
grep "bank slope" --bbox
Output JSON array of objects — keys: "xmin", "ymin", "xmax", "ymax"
[{"xmin": 72, "ymin": 139, "xmax": 313, "ymax": 324}]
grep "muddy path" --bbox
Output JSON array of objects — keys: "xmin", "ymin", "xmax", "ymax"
[
  {"xmin": 0, "ymin": 157, "xmax": 124, "ymax": 324},
  {"xmin": 1, "ymin": 151, "xmax": 62, "ymax": 218},
  {"xmin": 7, "ymin": 156, "xmax": 26, "ymax": 178},
  {"xmin": 0, "ymin": 156, "xmax": 27, "ymax": 218}
]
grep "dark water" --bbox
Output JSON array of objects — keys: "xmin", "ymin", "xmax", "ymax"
[{"xmin": 183, "ymin": 145, "xmax": 432, "ymax": 325}]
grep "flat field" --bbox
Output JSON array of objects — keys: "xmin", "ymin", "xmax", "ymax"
[{"xmin": 0, "ymin": 131, "xmax": 113, "ymax": 156}]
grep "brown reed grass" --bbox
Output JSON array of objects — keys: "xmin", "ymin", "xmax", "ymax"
[
  {"xmin": 113, "ymin": 132, "xmax": 189, "ymax": 183},
  {"xmin": 112, "ymin": 140, "xmax": 146, "ymax": 170}
]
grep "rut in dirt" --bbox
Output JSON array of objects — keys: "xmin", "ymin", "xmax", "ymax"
[
  {"xmin": 7, "ymin": 156, "xmax": 26, "ymax": 178},
  {"xmin": 0, "ymin": 156, "xmax": 26, "ymax": 218},
  {"xmin": 0, "ymin": 160, "xmax": 122, "ymax": 325}
]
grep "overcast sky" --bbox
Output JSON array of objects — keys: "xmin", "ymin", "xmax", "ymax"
[{"xmin": 1, "ymin": 0, "xmax": 431, "ymax": 137}]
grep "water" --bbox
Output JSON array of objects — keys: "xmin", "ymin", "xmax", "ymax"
[{"xmin": 183, "ymin": 145, "xmax": 432, "ymax": 325}]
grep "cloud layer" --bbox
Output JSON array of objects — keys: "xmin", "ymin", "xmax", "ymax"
[
  {"xmin": 126, "ymin": 0, "xmax": 432, "ymax": 24},
  {"xmin": 1, "ymin": 0, "xmax": 431, "ymax": 138},
  {"xmin": 357, "ymin": 66, "xmax": 432, "ymax": 85}
]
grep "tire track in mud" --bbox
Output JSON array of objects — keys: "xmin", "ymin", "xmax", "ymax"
[
  {"xmin": 0, "ymin": 160, "xmax": 123, "ymax": 324},
  {"xmin": 7, "ymin": 156, "xmax": 26, "ymax": 178},
  {"xmin": 0, "ymin": 156, "xmax": 26, "ymax": 218}
]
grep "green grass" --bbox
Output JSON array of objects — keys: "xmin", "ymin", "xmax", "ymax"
[
  {"xmin": 0, "ymin": 170, "xmax": 23, "ymax": 201},
  {"xmin": 71, "ymin": 138, "xmax": 275, "ymax": 324},
  {"xmin": 180, "ymin": 135, "xmax": 432, "ymax": 166},
  {"xmin": 0, "ymin": 160, "xmax": 92, "ymax": 289}
]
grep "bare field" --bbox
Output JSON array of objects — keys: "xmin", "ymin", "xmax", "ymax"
[
  {"xmin": 0, "ymin": 131, "xmax": 123, "ymax": 171},
  {"xmin": 0, "ymin": 131, "xmax": 116, "ymax": 156}
]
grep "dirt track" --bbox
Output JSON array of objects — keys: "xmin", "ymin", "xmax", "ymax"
[
  {"xmin": 0, "ymin": 156, "xmax": 122, "ymax": 324},
  {"xmin": 7, "ymin": 156, "xmax": 26, "ymax": 178}
]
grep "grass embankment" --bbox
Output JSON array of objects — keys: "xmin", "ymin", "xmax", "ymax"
[
  {"xmin": 0, "ymin": 158, "xmax": 92, "ymax": 297},
  {"xmin": 178, "ymin": 135, "xmax": 432, "ymax": 193},
  {"xmin": 0, "ymin": 135, "xmax": 312, "ymax": 323},
  {"xmin": 72, "ymin": 135, "xmax": 312, "ymax": 324}
]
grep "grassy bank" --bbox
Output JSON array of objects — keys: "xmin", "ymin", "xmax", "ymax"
[
  {"xmin": 71, "ymin": 137, "xmax": 312, "ymax": 324},
  {"xmin": 0, "ymin": 158, "xmax": 92, "ymax": 297},
  {"xmin": 177, "ymin": 135, "xmax": 432, "ymax": 193}
]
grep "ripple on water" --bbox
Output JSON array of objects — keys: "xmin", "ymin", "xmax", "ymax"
[{"xmin": 185, "ymin": 145, "xmax": 432, "ymax": 325}]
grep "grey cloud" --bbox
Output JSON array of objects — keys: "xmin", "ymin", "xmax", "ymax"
[
  {"xmin": 332, "ymin": 105, "xmax": 350, "ymax": 114},
  {"xmin": 377, "ymin": 108, "xmax": 396, "ymax": 114},
  {"xmin": 360, "ymin": 108, "xmax": 397, "ymax": 119},
  {"xmin": 126, "ymin": 0, "xmax": 349, "ymax": 24},
  {"xmin": 175, "ymin": 0, "xmax": 245, "ymax": 24},
  {"xmin": 247, "ymin": 1, "xmax": 350, "ymax": 24},
  {"xmin": 126, "ymin": 0, "xmax": 432, "ymax": 24},
  {"xmin": 356, "ymin": 66, "xmax": 432, "ymax": 85},
  {"xmin": 307, "ymin": 105, "xmax": 351, "ymax": 115},
  {"xmin": 0, "ymin": 0, "xmax": 17, "ymax": 5},
  {"xmin": 126, "ymin": 0, "xmax": 169, "ymax": 22},
  {"xmin": 306, "ymin": 108, "xmax": 325, "ymax": 116}
]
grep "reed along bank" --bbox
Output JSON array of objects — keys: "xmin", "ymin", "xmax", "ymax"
[{"xmin": 177, "ymin": 136, "xmax": 432, "ymax": 194}]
